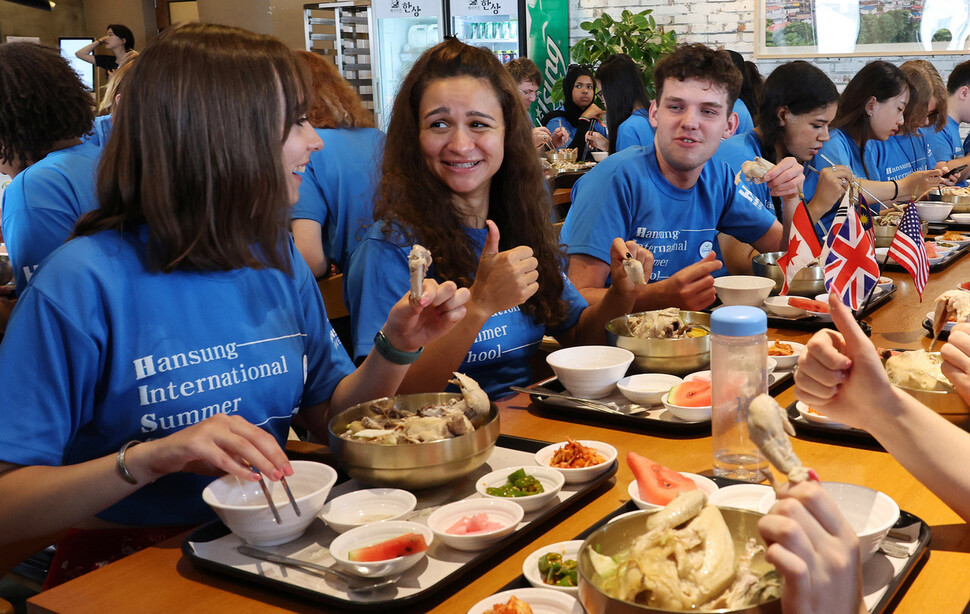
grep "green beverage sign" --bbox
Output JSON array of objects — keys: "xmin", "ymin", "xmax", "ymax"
[{"xmin": 526, "ymin": 0, "xmax": 568, "ymax": 124}]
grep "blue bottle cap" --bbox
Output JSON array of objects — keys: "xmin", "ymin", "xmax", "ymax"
[{"xmin": 710, "ymin": 305, "xmax": 767, "ymax": 336}]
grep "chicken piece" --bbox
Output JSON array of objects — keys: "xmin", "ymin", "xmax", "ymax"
[
  {"xmin": 450, "ymin": 372, "xmax": 490, "ymax": 424},
  {"xmin": 734, "ymin": 157, "xmax": 775, "ymax": 185},
  {"xmin": 623, "ymin": 252, "xmax": 647, "ymax": 285},
  {"xmin": 747, "ymin": 393, "xmax": 815, "ymax": 485},
  {"xmin": 401, "ymin": 416, "xmax": 450, "ymax": 443},
  {"xmin": 933, "ymin": 290, "xmax": 970, "ymax": 338},
  {"xmin": 646, "ymin": 490, "xmax": 707, "ymax": 532},
  {"xmin": 629, "ymin": 308, "xmax": 688, "ymax": 339},
  {"xmin": 445, "ymin": 412, "xmax": 475, "ymax": 436},
  {"xmin": 408, "ymin": 244, "xmax": 432, "ymax": 299}
]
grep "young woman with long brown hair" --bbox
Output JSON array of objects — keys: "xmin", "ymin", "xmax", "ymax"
[{"xmin": 346, "ymin": 38, "xmax": 649, "ymax": 397}]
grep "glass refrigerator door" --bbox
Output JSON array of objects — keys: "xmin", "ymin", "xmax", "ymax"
[
  {"xmin": 449, "ymin": 0, "xmax": 520, "ymax": 63},
  {"xmin": 372, "ymin": 0, "xmax": 443, "ymax": 129}
]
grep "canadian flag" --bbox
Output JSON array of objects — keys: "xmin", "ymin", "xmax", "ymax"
[{"xmin": 777, "ymin": 200, "xmax": 822, "ymax": 295}]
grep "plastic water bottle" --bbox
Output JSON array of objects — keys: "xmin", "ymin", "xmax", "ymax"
[{"xmin": 711, "ymin": 306, "xmax": 769, "ymax": 482}]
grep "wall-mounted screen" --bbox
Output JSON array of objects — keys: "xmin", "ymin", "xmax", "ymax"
[{"xmin": 59, "ymin": 37, "xmax": 95, "ymax": 91}]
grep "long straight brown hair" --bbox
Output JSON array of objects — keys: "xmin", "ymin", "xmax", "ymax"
[
  {"xmin": 74, "ymin": 23, "xmax": 309, "ymax": 274},
  {"xmin": 375, "ymin": 38, "xmax": 566, "ymax": 326}
]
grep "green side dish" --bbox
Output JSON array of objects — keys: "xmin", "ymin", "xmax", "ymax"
[
  {"xmin": 485, "ymin": 468, "xmax": 545, "ymax": 497},
  {"xmin": 538, "ymin": 552, "xmax": 578, "ymax": 587}
]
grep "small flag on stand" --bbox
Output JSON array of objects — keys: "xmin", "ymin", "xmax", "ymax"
[
  {"xmin": 887, "ymin": 203, "xmax": 930, "ymax": 299},
  {"xmin": 858, "ymin": 194, "xmax": 876, "ymax": 246},
  {"xmin": 819, "ymin": 188, "xmax": 851, "ymax": 266},
  {"xmin": 823, "ymin": 189, "xmax": 879, "ymax": 310},
  {"xmin": 777, "ymin": 200, "xmax": 822, "ymax": 295}
]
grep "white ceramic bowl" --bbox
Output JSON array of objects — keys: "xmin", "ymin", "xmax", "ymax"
[
  {"xmin": 933, "ymin": 240, "xmax": 957, "ymax": 254},
  {"xmin": 534, "ymin": 440, "xmax": 617, "ymax": 484},
  {"xmin": 661, "ymin": 391, "xmax": 712, "ymax": 422},
  {"xmin": 763, "ymin": 295, "xmax": 807, "ymax": 318},
  {"xmin": 321, "ymin": 488, "xmax": 417, "ymax": 534},
  {"xmin": 713, "ymin": 275, "xmax": 776, "ymax": 306},
  {"xmin": 795, "ymin": 400, "xmax": 850, "ymax": 428},
  {"xmin": 591, "ymin": 151, "xmax": 608, "ymax": 162},
  {"xmin": 468, "ymin": 588, "xmax": 583, "ymax": 614},
  {"xmin": 916, "ymin": 202, "xmax": 953, "ymax": 222},
  {"xmin": 876, "ymin": 276, "xmax": 893, "ymax": 291},
  {"xmin": 926, "ymin": 311, "xmax": 958, "ymax": 331},
  {"xmin": 627, "ymin": 473, "xmax": 719, "ymax": 510},
  {"xmin": 616, "ymin": 373, "xmax": 683, "ymax": 405},
  {"xmin": 708, "ymin": 483, "xmax": 774, "ymax": 512},
  {"xmin": 950, "ymin": 212, "xmax": 970, "ymax": 223},
  {"xmin": 768, "ymin": 340, "xmax": 806, "ymax": 370},
  {"xmin": 329, "ymin": 520, "xmax": 432, "ymax": 577},
  {"xmin": 759, "ymin": 481, "xmax": 899, "ymax": 562},
  {"xmin": 428, "ymin": 498, "xmax": 523, "ymax": 551},
  {"xmin": 766, "ymin": 357, "xmax": 777, "ymax": 375},
  {"xmin": 476, "ymin": 466, "xmax": 564, "ymax": 513},
  {"xmin": 684, "ymin": 370, "xmax": 711, "ymax": 382},
  {"xmin": 875, "ymin": 247, "xmax": 889, "ymax": 260},
  {"xmin": 522, "ymin": 540, "xmax": 583, "ymax": 595},
  {"xmin": 545, "ymin": 346, "xmax": 634, "ymax": 399},
  {"xmin": 202, "ymin": 460, "xmax": 338, "ymax": 547}
]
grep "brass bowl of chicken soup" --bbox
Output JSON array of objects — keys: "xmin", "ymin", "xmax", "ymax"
[
  {"xmin": 328, "ymin": 392, "xmax": 500, "ymax": 489},
  {"xmin": 884, "ymin": 350, "xmax": 970, "ymax": 420},
  {"xmin": 578, "ymin": 507, "xmax": 781, "ymax": 613},
  {"xmin": 752, "ymin": 252, "xmax": 825, "ymax": 297},
  {"xmin": 606, "ymin": 310, "xmax": 710, "ymax": 376}
]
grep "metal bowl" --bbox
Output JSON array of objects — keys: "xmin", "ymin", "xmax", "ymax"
[
  {"xmin": 752, "ymin": 252, "xmax": 824, "ymax": 297},
  {"xmin": 940, "ymin": 188, "xmax": 970, "ymax": 211},
  {"xmin": 327, "ymin": 393, "xmax": 500, "ymax": 490},
  {"xmin": 605, "ymin": 311, "xmax": 710, "ymax": 375},
  {"xmin": 899, "ymin": 385, "xmax": 970, "ymax": 417},
  {"xmin": 578, "ymin": 508, "xmax": 781, "ymax": 613},
  {"xmin": 873, "ymin": 218, "xmax": 929, "ymax": 247}
]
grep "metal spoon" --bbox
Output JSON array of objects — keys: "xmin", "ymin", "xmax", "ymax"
[
  {"xmin": 510, "ymin": 386, "xmax": 651, "ymax": 415},
  {"xmin": 237, "ymin": 545, "xmax": 398, "ymax": 592}
]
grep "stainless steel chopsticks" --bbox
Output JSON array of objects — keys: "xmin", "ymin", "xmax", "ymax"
[{"xmin": 253, "ymin": 468, "xmax": 283, "ymax": 525}]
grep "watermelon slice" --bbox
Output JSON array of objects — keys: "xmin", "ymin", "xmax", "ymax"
[
  {"xmin": 347, "ymin": 532, "xmax": 429, "ymax": 562},
  {"xmin": 667, "ymin": 380, "xmax": 711, "ymax": 407},
  {"xmin": 627, "ymin": 452, "xmax": 697, "ymax": 505},
  {"xmin": 924, "ymin": 241, "xmax": 939, "ymax": 258},
  {"xmin": 788, "ymin": 297, "xmax": 829, "ymax": 313},
  {"xmin": 445, "ymin": 513, "xmax": 504, "ymax": 535}
]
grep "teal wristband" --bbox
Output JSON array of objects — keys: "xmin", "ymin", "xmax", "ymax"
[{"xmin": 374, "ymin": 330, "xmax": 423, "ymax": 365}]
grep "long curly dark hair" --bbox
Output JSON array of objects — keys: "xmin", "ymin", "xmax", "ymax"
[
  {"xmin": 374, "ymin": 38, "xmax": 566, "ymax": 326},
  {"xmin": 0, "ymin": 43, "xmax": 94, "ymax": 171}
]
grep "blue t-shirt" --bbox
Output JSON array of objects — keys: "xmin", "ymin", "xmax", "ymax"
[
  {"xmin": 81, "ymin": 116, "xmax": 113, "ymax": 149},
  {"xmin": 922, "ymin": 118, "xmax": 967, "ymax": 187},
  {"xmin": 1, "ymin": 141, "xmax": 102, "ymax": 293},
  {"xmin": 345, "ymin": 222, "xmax": 587, "ymax": 398},
  {"xmin": 561, "ymin": 145, "xmax": 777, "ymax": 281},
  {"xmin": 714, "ymin": 130, "xmax": 780, "ymax": 220},
  {"xmin": 863, "ymin": 133, "xmax": 935, "ymax": 181},
  {"xmin": 805, "ymin": 129, "xmax": 867, "ymax": 234},
  {"xmin": 543, "ymin": 106, "xmax": 608, "ymax": 147},
  {"xmin": 0, "ymin": 230, "xmax": 353, "ymax": 526},
  {"xmin": 733, "ymin": 99, "xmax": 755, "ymax": 136},
  {"xmin": 290, "ymin": 127, "xmax": 385, "ymax": 271},
  {"xmin": 616, "ymin": 109, "xmax": 654, "ymax": 152}
]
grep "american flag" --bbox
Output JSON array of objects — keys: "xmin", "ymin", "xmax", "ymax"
[
  {"xmin": 824, "ymin": 198, "xmax": 879, "ymax": 310},
  {"xmin": 887, "ymin": 203, "xmax": 929, "ymax": 299}
]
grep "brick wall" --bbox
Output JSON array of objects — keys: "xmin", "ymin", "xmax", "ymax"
[{"xmin": 569, "ymin": 0, "xmax": 966, "ymax": 88}]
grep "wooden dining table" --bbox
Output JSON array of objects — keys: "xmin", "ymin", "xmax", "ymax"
[{"xmin": 26, "ymin": 247, "xmax": 970, "ymax": 614}]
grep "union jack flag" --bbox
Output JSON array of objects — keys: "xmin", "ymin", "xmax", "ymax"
[
  {"xmin": 887, "ymin": 202, "xmax": 929, "ymax": 299},
  {"xmin": 824, "ymin": 197, "xmax": 879, "ymax": 310}
]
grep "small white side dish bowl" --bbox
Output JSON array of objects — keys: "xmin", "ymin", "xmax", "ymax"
[
  {"xmin": 950, "ymin": 212, "xmax": 970, "ymax": 223},
  {"xmin": 925, "ymin": 311, "xmax": 957, "ymax": 331},
  {"xmin": 329, "ymin": 520, "xmax": 432, "ymax": 577},
  {"xmin": 759, "ymin": 481, "xmax": 899, "ymax": 562},
  {"xmin": 546, "ymin": 346, "xmax": 634, "ymax": 399},
  {"xmin": 476, "ymin": 466, "xmax": 564, "ymax": 513},
  {"xmin": 708, "ymin": 483, "xmax": 774, "ymax": 512},
  {"xmin": 683, "ymin": 370, "xmax": 711, "ymax": 383},
  {"xmin": 627, "ymin": 473, "xmax": 719, "ymax": 510},
  {"xmin": 202, "ymin": 460, "xmax": 338, "ymax": 547},
  {"xmin": 766, "ymin": 357, "xmax": 777, "ymax": 375},
  {"xmin": 795, "ymin": 401, "xmax": 850, "ymax": 428},
  {"xmin": 321, "ymin": 488, "xmax": 417, "ymax": 534},
  {"xmin": 661, "ymin": 392, "xmax": 712, "ymax": 422},
  {"xmin": 428, "ymin": 498, "xmax": 523, "ymax": 551},
  {"xmin": 713, "ymin": 275, "xmax": 776, "ymax": 306},
  {"xmin": 916, "ymin": 202, "xmax": 953, "ymax": 222},
  {"xmin": 616, "ymin": 373, "xmax": 683, "ymax": 405},
  {"xmin": 875, "ymin": 247, "xmax": 890, "ymax": 260},
  {"xmin": 876, "ymin": 276, "xmax": 893, "ymax": 291},
  {"xmin": 768, "ymin": 340, "xmax": 805, "ymax": 370},
  {"xmin": 534, "ymin": 440, "xmax": 617, "ymax": 484},
  {"xmin": 933, "ymin": 241, "xmax": 957, "ymax": 254},
  {"xmin": 591, "ymin": 151, "xmax": 608, "ymax": 162},
  {"xmin": 468, "ymin": 587, "xmax": 583, "ymax": 614},
  {"xmin": 763, "ymin": 295, "xmax": 807, "ymax": 317},
  {"xmin": 522, "ymin": 540, "xmax": 583, "ymax": 595}
]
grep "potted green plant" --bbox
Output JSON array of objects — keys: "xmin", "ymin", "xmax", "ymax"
[{"xmin": 550, "ymin": 9, "xmax": 677, "ymax": 105}]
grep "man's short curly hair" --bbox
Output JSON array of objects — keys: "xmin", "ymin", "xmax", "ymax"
[
  {"xmin": 652, "ymin": 43, "xmax": 742, "ymax": 110},
  {"xmin": 506, "ymin": 58, "xmax": 541, "ymax": 87},
  {"xmin": 0, "ymin": 43, "xmax": 94, "ymax": 168}
]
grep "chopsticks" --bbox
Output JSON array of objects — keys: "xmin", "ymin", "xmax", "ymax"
[{"xmin": 248, "ymin": 465, "xmax": 301, "ymax": 524}]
